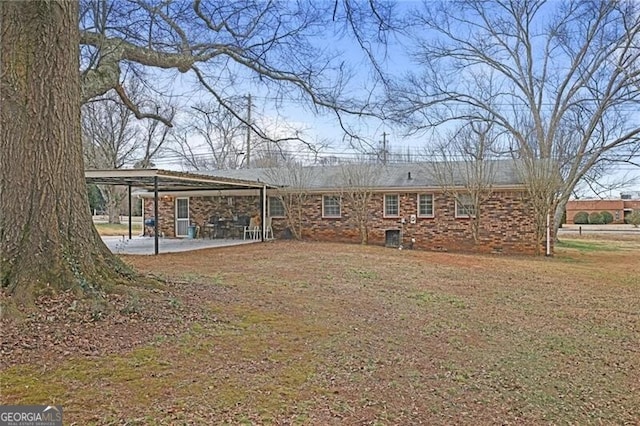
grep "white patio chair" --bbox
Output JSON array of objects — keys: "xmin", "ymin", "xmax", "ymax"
[
  {"xmin": 243, "ymin": 216, "xmax": 261, "ymax": 240},
  {"xmin": 264, "ymin": 216, "xmax": 274, "ymax": 240}
]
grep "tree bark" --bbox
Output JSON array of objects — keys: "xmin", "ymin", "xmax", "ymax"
[
  {"xmin": 554, "ymin": 193, "xmax": 571, "ymax": 239},
  {"xmin": 1, "ymin": 1, "xmax": 128, "ymax": 301}
]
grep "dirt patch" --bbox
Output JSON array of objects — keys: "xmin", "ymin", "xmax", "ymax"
[{"xmin": 2, "ymin": 240, "xmax": 639, "ymax": 424}]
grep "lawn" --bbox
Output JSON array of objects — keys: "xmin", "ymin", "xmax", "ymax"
[
  {"xmin": 94, "ymin": 222, "xmax": 142, "ymax": 236},
  {"xmin": 1, "ymin": 238, "xmax": 639, "ymax": 424},
  {"xmin": 94, "ymin": 221, "xmax": 142, "ymax": 236}
]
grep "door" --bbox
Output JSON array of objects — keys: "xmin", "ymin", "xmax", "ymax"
[{"xmin": 175, "ymin": 197, "xmax": 189, "ymax": 237}]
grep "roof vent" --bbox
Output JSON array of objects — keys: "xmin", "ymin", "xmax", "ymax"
[{"xmin": 407, "ymin": 172, "xmax": 412, "ymax": 180}]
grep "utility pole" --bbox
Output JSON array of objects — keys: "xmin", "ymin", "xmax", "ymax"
[
  {"xmin": 246, "ymin": 93, "xmax": 251, "ymax": 168},
  {"xmin": 381, "ymin": 132, "xmax": 388, "ymax": 165}
]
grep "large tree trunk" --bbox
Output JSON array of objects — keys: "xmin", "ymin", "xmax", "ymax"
[
  {"xmin": 553, "ymin": 193, "xmax": 571, "ymax": 240},
  {"xmin": 0, "ymin": 2, "xmax": 128, "ymax": 301}
]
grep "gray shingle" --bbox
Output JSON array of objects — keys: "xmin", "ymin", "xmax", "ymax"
[{"xmin": 198, "ymin": 160, "xmax": 525, "ymax": 189}]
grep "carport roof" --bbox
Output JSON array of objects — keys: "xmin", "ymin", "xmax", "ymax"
[{"xmin": 85, "ymin": 168, "xmax": 269, "ymax": 191}]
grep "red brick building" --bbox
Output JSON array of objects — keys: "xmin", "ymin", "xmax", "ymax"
[
  {"xmin": 141, "ymin": 162, "xmax": 550, "ymax": 255},
  {"xmin": 565, "ymin": 194, "xmax": 640, "ymax": 224}
]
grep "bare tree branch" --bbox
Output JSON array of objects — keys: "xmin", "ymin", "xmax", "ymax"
[
  {"xmin": 79, "ymin": 0, "xmax": 392, "ymax": 141},
  {"xmin": 113, "ymin": 83, "xmax": 173, "ymax": 127},
  {"xmin": 391, "ymin": 0, "xmax": 640, "ymax": 242}
]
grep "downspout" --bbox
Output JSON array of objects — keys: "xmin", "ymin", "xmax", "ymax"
[
  {"xmin": 128, "ymin": 184, "xmax": 132, "ymax": 240},
  {"xmin": 261, "ymin": 185, "xmax": 267, "ymax": 242},
  {"xmin": 154, "ymin": 176, "xmax": 159, "ymax": 255},
  {"xmin": 546, "ymin": 211, "xmax": 551, "ymax": 256}
]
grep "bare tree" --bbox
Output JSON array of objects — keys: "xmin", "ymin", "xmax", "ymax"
[
  {"xmin": 337, "ymin": 162, "xmax": 382, "ymax": 244},
  {"xmin": 168, "ymin": 100, "xmax": 245, "ymax": 170},
  {"xmin": 82, "ymin": 93, "xmax": 139, "ymax": 169},
  {"xmin": 78, "ymin": 0, "xmax": 392, "ymax": 144},
  {"xmin": 425, "ymin": 122, "xmax": 498, "ymax": 243},
  {"xmin": 1, "ymin": 1, "xmax": 391, "ymax": 300},
  {"xmin": 83, "ymin": 80, "xmax": 173, "ymax": 222},
  {"xmin": 393, "ymin": 0, "xmax": 640, "ymax": 240},
  {"xmin": 83, "ymin": 89, "xmax": 139, "ymax": 223},
  {"xmin": 264, "ymin": 163, "xmax": 317, "ymax": 240},
  {"xmin": 515, "ymin": 157, "xmax": 561, "ymax": 255},
  {"xmin": 136, "ymin": 102, "xmax": 176, "ymax": 169}
]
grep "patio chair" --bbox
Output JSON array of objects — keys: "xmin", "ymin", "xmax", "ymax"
[
  {"xmin": 243, "ymin": 216, "xmax": 261, "ymax": 240},
  {"xmin": 232, "ymin": 215, "xmax": 250, "ymax": 239},
  {"xmin": 202, "ymin": 215, "xmax": 218, "ymax": 239},
  {"xmin": 264, "ymin": 216, "xmax": 274, "ymax": 240}
]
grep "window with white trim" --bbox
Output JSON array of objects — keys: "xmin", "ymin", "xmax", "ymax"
[
  {"xmin": 455, "ymin": 194, "xmax": 476, "ymax": 218},
  {"xmin": 384, "ymin": 194, "xmax": 400, "ymax": 217},
  {"xmin": 417, "ymin": 194, "xmax": 434, "ymax": 217},
  {"xmin": 322, "ymin": 195, "xmax": 341, "ymax": 218},
  {"xmin": 268, "ymin": 196, "xmax": 285, "ymax": 217}
]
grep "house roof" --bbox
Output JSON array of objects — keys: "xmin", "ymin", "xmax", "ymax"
[
  {"xmin": 85, "ymin": 168, "xmax": 270, "ymax": 191},
  {"xmin": 199, "ymin": 160, "xmax": 526, "ymax": 191}
]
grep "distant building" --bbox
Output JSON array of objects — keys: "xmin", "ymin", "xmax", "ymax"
[
  {"xmin": 621, "ymin": 191, "xmax": 640, "ymax": 200},
  {"xmin": 566, "ymin": 194, "xmax": 640, "ymax": 224}
]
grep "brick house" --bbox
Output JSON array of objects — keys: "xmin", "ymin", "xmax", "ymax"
[
  {"xmin": 141, "ymin": 162, "xmax": 549, "ymax": 255},
  {"xmin": 565, "ymin": 192, "xmax": 640, "ymax": 224}
]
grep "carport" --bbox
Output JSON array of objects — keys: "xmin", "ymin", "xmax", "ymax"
[{"xmin": 85, "ymin": 168, "xmax": 271, "ymax": 255}]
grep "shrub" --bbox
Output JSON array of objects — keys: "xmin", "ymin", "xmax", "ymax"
[
  {"xmin": 588, "ymin": 212, "xmax": 604, "ymax": 224},
  {"xmin": 573, "ymin": 211, "xmax": 589, "ymax": 224},
  {"xmin": 626, "ymin": 210, "xmax": 640, "ymax": 228},
  {"xmin": 600, "ymin": 211, "xmax": 614, "ymax": 224}
]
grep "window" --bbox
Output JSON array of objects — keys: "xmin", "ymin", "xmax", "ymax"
[
  {"xmin": 418, "ymin": 194, "xmax": 434, "ymax": 217},
  {"xmin": 323, "ymin": 195, "xmax": 341, "ymax": 218},
  {"xmin": 455, "ymin": 194, "xmax": 476, "ymax": 218},
  {"xmin": 384, "ymin": 194, "xmax": 399, "ymax": 217},
  {"xmin": 268, "ymin": 196, "xmax": 285, "ymax": 217}
]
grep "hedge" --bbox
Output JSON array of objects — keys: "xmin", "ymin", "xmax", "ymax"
[
  {"xmin": 626, "ymin": 210, "xmax": 640, "ymax": 227},
  {"xmin": 588, "ymin": 212, "xmax": 604, "ymax": 224},
  {"xmin": 573, "ymin": 211, "xmax": 589, "ymax": 224},
  {"xmin": 600, "ymin": 211, "xmax": 614, "ymax": 224}
]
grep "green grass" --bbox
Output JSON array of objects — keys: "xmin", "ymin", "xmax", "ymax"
[
  {"xmin": 556, "ymin": 239, "xmax": 620, "ymax": 252},
  {"xmin": 94, "ymin": 222, "xmax": 142, "ymax": 236}
]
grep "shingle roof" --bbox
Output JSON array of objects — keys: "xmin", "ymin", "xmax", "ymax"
[{"xmin": 199, "ymin": 160, "xmax": 525, "ymax": 190}]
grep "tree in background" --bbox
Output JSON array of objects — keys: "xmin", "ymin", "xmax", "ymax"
[
  {"xmin": 627, "ymin": 210, "xmax": 640, "ymax": 228},
  {"xmin": 1, "ymin": 0, "xmax": 391, "ymax": 301},
  {"xmin": 169, "ymin": 99, "xmax": 245, "ymax": 170},
  {"xmin": 87, "ymin": 184, "xmax": 105, "ymax": 215},
  {"xmin": 83, "ymin": 85, "xmax": 140, "ymax": 224},
  {"xmin": 425, "ymin": 122, "xmax": 498, "ymax": 244},
  {"xmin": 516, "ymin": 157, "xmax": 561, "ymax": 254},
  {"xmin": 136, "ymin": 102, "xmax": 175, "ymax": 169},
  {"xmin": 392, "ymin": 0, "xmax": 640, "ymax": 243},
  {"xmin": 264, "ymin": 163, "xmax": 317, "ymax": 240},
  {"xmin": 83, "ymin": 78, "xmax": 174, "ymax": 223},
  {"xmin": 337, "ymin": 162, "xmax": 382, "ymax": 244}
]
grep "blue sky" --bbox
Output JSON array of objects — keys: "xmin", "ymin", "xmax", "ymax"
[{"xmin": 151, "ymin": 1, "xmax": 639, "ymax": 196}]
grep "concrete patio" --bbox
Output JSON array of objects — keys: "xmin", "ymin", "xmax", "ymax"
[{"xmin": 102, "ymin": 236, "xmax": 258, "ymax": 255}]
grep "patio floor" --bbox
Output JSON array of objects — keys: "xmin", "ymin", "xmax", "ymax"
[{"xmin": 102, "ymin": 236, "xmax": 258, "ymax": 255}]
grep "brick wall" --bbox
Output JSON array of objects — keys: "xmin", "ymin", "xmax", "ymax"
[
  {"xmin": 143, "ymin": 195, "xmax": 261, "ymax": 237},
  {"xmin": 142, "ymin": 196, "xmax": 175, "ymax": 237},
  {"xmin": 288, "ymin": 191, "xmax": 545, "ymax": 255},
  {"xmin": 565, "ymin": 200, "xmax": 625, "ymax": 224},
  {"xmin": 145, "ymin": 190, "xmax": 547, "ymax": 255},
  {"xmin": 565, "ymin": 199, "xmax": 640, "ymax": 224}
]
